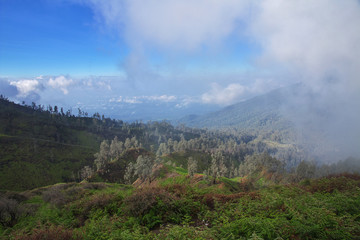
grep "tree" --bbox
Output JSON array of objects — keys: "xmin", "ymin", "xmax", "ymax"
[
  {"xmin": 296, "ymin": 160, "xmax": 316, "ymax": 180},
  {"xmin": 31, "ymin": 102, "xmax": 36, "ymax": 110},
  {"xmin": 187, "ymin": 157, "xmax": 198, "ymax": 177},
  {"xmin": 94, "ymin": 140, "xmax": 110, "ymax": 171},
  {"xmin": 131, "ymin": 136, "xmax": 139, "ymax": 148},
  {"xmin": 124, "ymin": 138, "xmax": 132, "ymax": 149},
  {"xmin": 110, "ymin": 136, "xmax": 123, "ymax": 159},
  {"xmin": 124, "ymin": 162, "xmax": 135, "ymax": 184},
  {"xmin": 80, "ymin": 166, "xmax": 94, "ymax": 181},
  {"xmin": 209, "ymin": 151, "xmax": 227, "ymax": 184},
  {"xmin": 238, "ymin": 152, "xmax": 284, "ymax": 177},
  {"xmin": 134, "ymin": 155, "xmax": 154, "ymax": 181},
  {"xmin": 156, "ymin": 143, "xmax": 169, "ymax": 157}
]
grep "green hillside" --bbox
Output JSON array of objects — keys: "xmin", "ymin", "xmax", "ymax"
[
  {"xmin": 0, "ymin": 99, "xmax": 108, "ymax": 191},
  {"xmin": 1, "ymin": 96, "xmax": 360, "ymax": 239},
  {"xmin": 1, "ymin": 165, "xmax": 359, "ymax": 239},
  {"xmin": 0, "ymin": 98, "xmax": 167, "ymax": 191}
]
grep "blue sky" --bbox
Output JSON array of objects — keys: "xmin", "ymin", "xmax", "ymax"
[
  {"xmin": 1, "ymin": 0, "xmax": 360, "ymax": 122},
  {"xmin": 0, "ymin": 0, "xmax": 256, "ymax": 77},
  {"xmin": 0, "ymin": 0, "xmax": 125, "ymax": 76}
]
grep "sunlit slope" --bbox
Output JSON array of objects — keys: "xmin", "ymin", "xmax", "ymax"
[{"xmin": 0, "ymin": 99, "xmax": 102, "ymax": 191}]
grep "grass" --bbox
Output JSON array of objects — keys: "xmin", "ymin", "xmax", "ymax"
[{"xmin": 1, "ymin": 173, "xmax": 360, "ymax": 239}]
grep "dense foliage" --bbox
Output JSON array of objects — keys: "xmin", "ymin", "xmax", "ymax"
[{"xmin": 1, "ymin": 169, "xmax": 360, "ymax": 239}]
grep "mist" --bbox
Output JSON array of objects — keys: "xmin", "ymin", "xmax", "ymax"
[
  {"xmin": 112, "ymin": 0, "xmax": 360, "ymax": 161},
  {"xmin": 250, "ymin": 0, "xmax": 360, "ymax": 161},
  {"xmin": 3, "ymin": 0, "xmax": 360, "ymax": 162}
]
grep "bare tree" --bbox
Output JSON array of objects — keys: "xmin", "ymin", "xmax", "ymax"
[
  {"xmin": 124, "ymin": 162, "xmax": 135, "ymax": 184},
  {"xmin": 80, "ymin": 165, "xmax": 94, "ymax": 180},
  {"xmin": 134, "ymin": 155, "xmax": 154, "ymax": 181},
  {"xmin": 187, "ymin": 157, "xmax": 198, "ymax": 177},
  {"xmin": 94, "ymin": 140, "xmax": 110, "ymax": 171},
  {"xmin": 209, "ymin": 151, "xmax": 227, "ymax": 184},
  {"xmin": 110, "ymin": 136, "xmax": 123, "ymax": 159}
]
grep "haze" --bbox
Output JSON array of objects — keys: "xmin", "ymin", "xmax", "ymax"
[{"xmin": 1, "ymin": 0, "xmax": 360, "ymax": 158}]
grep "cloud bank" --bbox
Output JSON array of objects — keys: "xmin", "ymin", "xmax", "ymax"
[
  {"xmin": 10, "ymin": 79, "xmax": 42, "ymax": 97},
  {"xmin": 79, "ymin": 0, "xmax": 360, "ymax": 159},
  {"xmin": 48, "ymin": 76, "xmax": 74, "ymax": 94},
  {"xmin": 80, "ymin": 0, "xmax": 360, "ymax": 102},
  {"xmin": 84, "ymin": 0, "xmax": 249, "ymax": 52}
]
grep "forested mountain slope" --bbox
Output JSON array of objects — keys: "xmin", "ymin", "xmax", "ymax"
[
  {"xmin": 0, "ymin": 97, "xmax": 300, "ymax": 191},
  {"xmin": 0, "ymin": 98, "xmax": 105, "ymax": 190},
  {"xmin": 181, "ymin": 85, "xmax": 299, "ymax": 131},
  {"xmin": 0, "ymin": 97, "xmax": 183, "ymax": 191}
]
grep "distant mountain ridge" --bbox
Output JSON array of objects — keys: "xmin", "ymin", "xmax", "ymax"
[{"xmin": 180, "ymin": 85, "xmax": 299, "ymax": 131}]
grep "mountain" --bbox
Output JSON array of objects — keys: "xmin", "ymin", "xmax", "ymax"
[
  {"xmin": 0, "ymin": 97, "xmax": 162, "ymax": 191},
  {"xmin": 180, "ymin": 85, "xmax": 298, "ymax": 131},
  {"xmin": 180, "ymin": 84, "xmax": 359, "ymax": 162},
  {"xmin": 0, "ymin": 98, "xmax": 104, "ymax": 191},
  {"xmin": 0, "ymin": 97, "xmax": 210, "ymax": 191}
]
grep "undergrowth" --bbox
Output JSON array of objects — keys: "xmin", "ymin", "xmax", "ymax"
[{"xmin": 1, "ymin": 174, "xmax": 359, "ymax": 239}]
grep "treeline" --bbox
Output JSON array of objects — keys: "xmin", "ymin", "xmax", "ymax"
[{"xmin": 85, "ymin": 127, "xmax": 360, "ymax": 185}]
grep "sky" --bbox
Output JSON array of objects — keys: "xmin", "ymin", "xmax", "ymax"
[{"xmin": 1, "ymin": 0, "xmax": 360, "ymax": 127}]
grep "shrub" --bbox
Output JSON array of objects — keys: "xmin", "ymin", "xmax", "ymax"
[
  {"xmin": 0, "ymin": 196, "xmax": 26, "ymax": 227},
  {"xmin": 80, "ymin": 182, "xmax": 107, "ymax": 190},
  {"xmin": 203, "ymin": 192, "xmax": 260, "ymax": 209},
  {"xmin": 306, "ymin": 175, "xmax": 359, "ymax": 193},
  {"xmin": 124, "ymin": 187, "xmax": 174, "ymax": 217},
  {"xmin": 14, "ymin": 225, "xmax": 77, "ymax": 240},
  {"xmin": 42, "ymin": 188, "xmax": 67, "ymax": 207},
  {"xmin": 72, "ymin": 193, "xmax": 120, "ymax": 226}
]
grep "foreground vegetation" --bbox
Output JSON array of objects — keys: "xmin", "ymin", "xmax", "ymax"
[
  {"xmin": 1, "ymin": 166, "xmax": 360, "ymax": 239},
  {"xmin": 1, "ymin": 96, "xmax": 360, "ymax": 239}
]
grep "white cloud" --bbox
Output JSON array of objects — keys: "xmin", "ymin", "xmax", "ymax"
[
  {"xmin": 251, "ymin": 0, "xmax": 360, "ymax": 92},
  {"xmin": 175, "ymin": 96, "xmax": 198, "ymax": 108},
  {"xmin": 110, "ymin": 94, "xmax": 177, "ymax": 104},
  {"xmin": 143, "ymin": 95, "xmax": 176, "ymax": 102},
  {"xmin": 83, "ymin": 0, "xmax": 249, "ymax": 52},
  {"xmin": 201, "ymin": 83, "xmax": 247, "ymax": 105},
  {"xmin": 96, "ymin": 81, "xmax": 112, "ymax": 90},
  {"xmin": 126, "ymin": 0, "xmax": 248, "ymax": 51},
  {"xmin": 123, "ymin": 97, "xmax": 142, "ymax": 104},
  {"xmin": 201, "ymin": 78, "xmax": 279, "ymax": 105},
  {"xmin": 82, "ymin": 0, "xmax": 360, "ymax": 92},
  {"xmin": 48, "ymin": 75, "xmax": 74, "ymax": 94},
  {"xmin": 10, "ymin": 79, "xmax": 41, "ymax": 97}
]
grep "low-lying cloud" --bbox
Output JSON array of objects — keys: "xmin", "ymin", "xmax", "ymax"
[
  {"xmin": 109, "ymin": 94, "xmax": 177, "ymax": 104},
  {"xmin": 48, "ymin": 76, "xmax": 74, "ymax": 95},
  {"xmin": 10, "ymin": 79, "xmax": 42, "ymax": 97},
  {"xmin": 201, "ymin": 83, "xmax": 246, "ymax": 105},
  {"xmin": 201, "ymin": 78, "xmax": 278, "ymax": 105}
]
